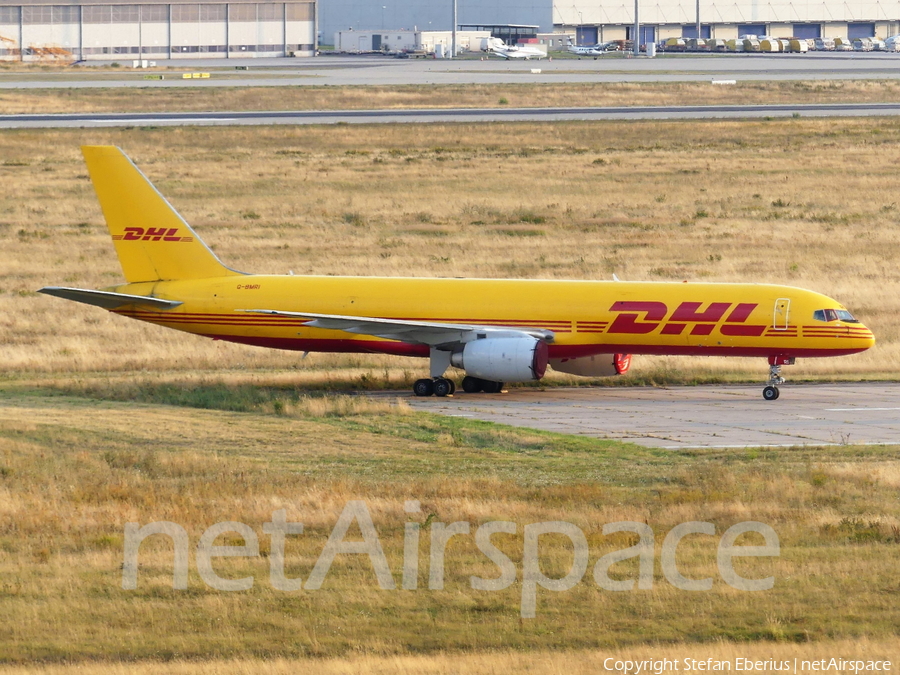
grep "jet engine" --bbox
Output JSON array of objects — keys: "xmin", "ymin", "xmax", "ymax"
[
  {"xmin": 451, "ymin": 337, "xmax": 549, "ymax": 382},
  {"xmin": 549, "ymin": 353, "xmax": 632, "ymax": 377}
]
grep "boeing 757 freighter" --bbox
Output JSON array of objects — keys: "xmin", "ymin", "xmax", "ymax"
[{"xmin": 39, "ymin": 147, "xmax": 875, "ymax": 400}]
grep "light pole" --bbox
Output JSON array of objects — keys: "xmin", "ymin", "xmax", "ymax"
[
  {"xmin": 695, "ymin": 0, "xmax": 700, "ymax": 39},
  {"xmin": 381, "ymin": 5, "xmax": 385, "ymax": 29},
  {"xmin": 633, "ymin": 0, "xmax": 640, "ymax": 55},
  {"xmin": 451, "ymin": 0, "xmax": 456, "ymax": 58}
]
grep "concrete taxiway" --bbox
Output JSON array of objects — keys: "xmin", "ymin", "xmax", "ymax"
[{"xmin": 404, "ymin": 383, "xmax": 900, "ymax": 449}]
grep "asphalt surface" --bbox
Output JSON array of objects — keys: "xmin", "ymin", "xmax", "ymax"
[
  {"xmin": 4, "ymin": 52, "xmax": 900, "ymax": 88},
  {"xmin": 6, "ymin": 102, "xmax": 900, "ymax": 128},
  {"xmin": 401, "ymin": 383, "xmax": 900, "ymax": 449},
  {"xmin": 6, "ymin": 52, "xmax": 900, "ymax": 127}
]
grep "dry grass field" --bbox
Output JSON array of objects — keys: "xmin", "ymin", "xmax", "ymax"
[
  {"xmin": 2, "ymin": 115, "xmax": 900, "ymax": 670},
  {"xmin": 3, "ymin": 80, "xmax": 900, "ymax": 114},
  {"xmin": 0, "ymin": 117, "xmax": 897, "ymax": 385},
  {"xmin": 3, "ymin": 642, "xmax": 899, "ymax": 674},
  {"xmin": 0, "ymin": 391, "xmax": 899, "ymax": 667}
]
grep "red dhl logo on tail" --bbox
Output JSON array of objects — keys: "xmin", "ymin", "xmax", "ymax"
[
  {"xmin": 608, "ymin": 301, "xmax": 766, "ymax": 337},
  {"xmin": 112, "ymin": 227, "xmax": 193, "ymax": 242}
]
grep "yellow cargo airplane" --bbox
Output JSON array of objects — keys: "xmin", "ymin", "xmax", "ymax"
[{"xmin": 39, "ymin": 146, "xmax": 875, "ymax": 400}]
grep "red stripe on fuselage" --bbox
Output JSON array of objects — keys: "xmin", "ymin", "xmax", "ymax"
[{"xmin": 203, "ymin": 334, "xmax": 869, "ymax": 360}]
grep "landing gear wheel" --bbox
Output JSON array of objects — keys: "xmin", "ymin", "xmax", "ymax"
[
  {"xmin": 461, "ymin": 376, "xmax": 483, "ymax": 393},
  {"xmin": 447, "ymin": 379, "xmax": 456, "ymax": 395},
  {"xmin": 413, "ymin": 378, "xmax": 435, "ymax": 397},
  {"xmin": 763, "ymin": 358, "xmax": 790, "ymax": 401},
  {"xmin": 482, "ymin": 380, "xmax": 504, "ymax": 394},
  {"xmin": 433, "ymin": 378, "xmax": 453, "ymax": 398}
]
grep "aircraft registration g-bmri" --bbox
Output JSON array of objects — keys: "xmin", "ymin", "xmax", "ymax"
[{"xmin": 40, "ymin": 146, "xmax": 875, "ymax": 400}]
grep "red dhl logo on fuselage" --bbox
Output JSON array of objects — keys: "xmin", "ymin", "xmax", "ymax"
[
  {"xmin": 111, "ymin": 227, "xmax": 194, "ymax": 242},
  {"xmin": 608, "ymin": 301, "xmax": 766, "ymax": 337}
]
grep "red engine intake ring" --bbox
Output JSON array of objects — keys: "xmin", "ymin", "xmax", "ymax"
[{"xmin": 614, "ymin": 353, "xmax": 632, "ymax": 374}]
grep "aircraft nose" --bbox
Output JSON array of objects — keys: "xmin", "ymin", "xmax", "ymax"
[
  {"xmin": 865, "ymin": 327, "xmax": 876, "ymax": 348},
  {"xmin": 855, "ymin": 324, "xmax": 876, "ymax": 349}
]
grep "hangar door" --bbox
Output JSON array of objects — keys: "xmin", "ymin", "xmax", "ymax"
[
  {"xmin": 682, "ymin": 25, "xmax": 711, "ymax": 39},
  {"xmin": 737, "ymin": 23, "xmax": 766, "ymax": 37},
  {"xmin": 576, "ymin": 26, "xmax": 598, "ymax": 45},
  {"xmin": 848, "ymin": 23, "xmax": 875, "ymax": 38},
  {"xmin": 626, "ymin": 26, "xmax": 656, "ymax": 45},
  {"xmin": 792, "ymin": 24, "xmax": 821, "ymax": 39}
]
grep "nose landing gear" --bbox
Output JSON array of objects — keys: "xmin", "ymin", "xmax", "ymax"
[{"xmin": 762, "ymin": 356, "xmax": 794, "ymax": 400}]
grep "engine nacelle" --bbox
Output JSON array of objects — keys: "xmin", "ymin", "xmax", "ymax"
[
  {"xmin": 451, "ymin": 337, "xmax": 549, "ymax": 382},
  {"xmin": 549, "ymin": 353, "xmax": 632, "ymax": 377}
]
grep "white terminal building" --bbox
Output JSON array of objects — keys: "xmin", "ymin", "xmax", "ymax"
[
  {"xmin": 0, "ymin": 0, "xmax": 316, "ymax": 60},
  {"xmin": 320, "ymin": 0, "xmax": 900, "ymax": 48},
  {"xmin": 333, "ymin": 29, "xmax": 491, "ymax": 54}
]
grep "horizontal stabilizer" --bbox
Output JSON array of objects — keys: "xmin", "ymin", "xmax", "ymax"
[{"xmin": 38, "ymin": 286, "xmax": 182, "ymax": 310}]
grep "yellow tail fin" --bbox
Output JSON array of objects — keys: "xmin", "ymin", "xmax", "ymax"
[{"xmin": 82, "ymin": 146, "xmax": 241, "ymax": 283}]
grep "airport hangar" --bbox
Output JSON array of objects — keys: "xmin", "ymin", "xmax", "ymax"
[
  {"xmin": 2, "ymin": 0, "xmax": 895, "ymax": 61},
  {"xmin": 319, "ymin": 0, "xmax": 900, "ymax": 49},
  {"xmin": 0, "ymin": 0, "xmax": 315, "ymax": 60}
]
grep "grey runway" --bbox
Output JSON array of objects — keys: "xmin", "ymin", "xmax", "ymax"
[
  {"xmin": 5, "ymin": 52, "xmax": 900, "ymax": 89},
  {"xmin": 402, "ymin": 383, "xmax": 900, "ymax": 449},
  {"xmin": 5, "ymin": 101, "xmax": 900, "ymax": 128}
]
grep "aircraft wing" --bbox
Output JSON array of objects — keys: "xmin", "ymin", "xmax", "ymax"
[
  {"xmin": 241, "ymin": 309, "xmax": 554, "ymax": 347},
  {"xmin": 38, "ymin": 286, "xmax": 183, "ymax": 310}
]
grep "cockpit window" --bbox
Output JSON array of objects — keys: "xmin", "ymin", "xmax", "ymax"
[
  {"xmin": 835, "ymin": 310, "xmax": 859, "ymax": 323},
  {"xmin": 813, "ymin": 309, "xmax": 859, "ymax": 323}
]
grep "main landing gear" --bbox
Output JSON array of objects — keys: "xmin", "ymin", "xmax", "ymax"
[
  {"xmin": 762, "ymin": 356, "xmax": 794, "ymax": 401},
  {"xmin": 461, "ymin": 376, "xmax": 504, "ymax": 394},
  {"xmin": 412, "ymin": 376, "xmax": 505, "ymax": 397},
  {"xmin": 414, "ymin": 347, "xmax": 506, "ymax": 397},
  {"xmin": 413, "ymin": 377, "xmax": 455, "ymax": 397}
]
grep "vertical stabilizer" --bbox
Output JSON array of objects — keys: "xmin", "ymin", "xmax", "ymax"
[{"xmin": 81, "ymin": 146, "xmax": 241, "ymax": 282}]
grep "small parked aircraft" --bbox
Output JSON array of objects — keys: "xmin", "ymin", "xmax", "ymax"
[
  {"xmin": 39, "ymin": 147, "xmax": 875, "ymax": 400},
  {"xmin": 486, "ymin": 37, "xmax": 547, "ymax": 60},
  {"xmin": 565, "ymin": 38, "xmax": 617, "ymax": 57}
]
